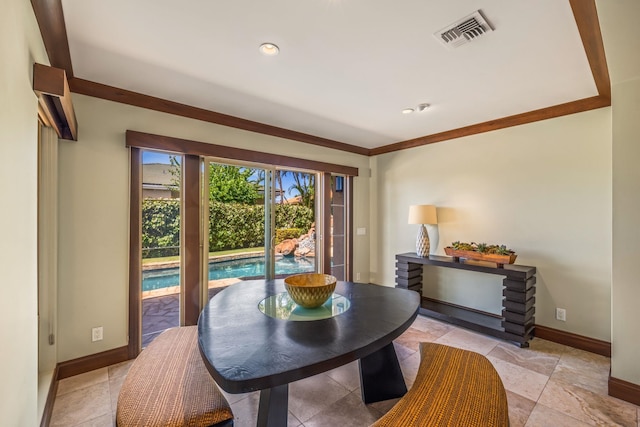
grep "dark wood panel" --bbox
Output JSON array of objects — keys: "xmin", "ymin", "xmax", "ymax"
[
  {"xmin": 396, "ymin": 269, "xmax": 422, "ymax": 279},
  {"xmin": 322, "ymin": 173, "xmax": 332, "ymax": 275},
  {"xmin": 570, "ymin": 0, "xmax": 611, "ymax": 99},
  {"xmin": 33, "ymin": 63, "xmax": 66, "ymax": 95},
  {"xmin": 423, "ymin": 297, "xmax": 503, "ymax": 320},
  {"xmin": 128, "ymin": 147, "xmax": 142, "ymax": 359},
  {"xmin": 503, "ymin": 307, "xmax": 535, "ymax": 324},
  {"xmin": 420, "ymin": 300, "xmax": 503, "ymax": 335},
  {"xmin": 395, "ymin": 262, "xmax": 423, "ymax": 274},
  {"xmin": 408, "ymin": 284, "xmax": 422, "ymax": 293},
  {"xmin": 39, "ymin": 365, "xmax": 58, "ymax": 427},
  {"xmin": 503, "ymin": 320, "xmax": 535, "ymax": 335},
  {"xmin": 30, "ymin": 0, "xmax": 74, "ymax": 76},
  {"xmin": 396, "ymin": 253, "xmax": 536, "ymax": 281},
  {"xmin": 183, "ymin": 155, "xmax": 201, "ymax": 326},
  {"xmin": 57, "ymin": 346, "xmax": 129, "ymax": 380},
  {"xmin": 371, "ymin": 96, "xmax": 610, "ymax": 155},
  {"xmin": 33, "ymin": 63, "xmax": 78, "ymax": 140},
  {"xmin": 534, "ymin": 324, "xmax": 611, "ymax": 357},
  {"xmin": 69, "ymin": 77, "xmax": 369, "ymax": 156},
  {"xmin": 609, "ymin": 376, "xmax": 640, "ymax": 406},
  {"xmin": 419, "ymin": 300, "xmax": 535, "ymax": 347},
  {"xmin": 503, "ymin": 287, "xmax": 536, "ymax": 303},
  {"xmin": 346, "ymin": 176, "xmax": 354, "ymax": 282},
  {"xmin": 504, "ymin": 277, "xmax": 536, "ymax": 292},
  {"xmin": 503, "ymin": 297, "xmax": 535, "ymax": 313},
  {"xmin": 396, "ymin": 276, "xmax": 422, "ymax": 287},
  {"xmin": 125, "ymin": 130, "xmax": 359, "ymax": 177}
]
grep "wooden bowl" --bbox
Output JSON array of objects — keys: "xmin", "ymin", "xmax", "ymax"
[{"xmin": 284, "ymin": 273, "xmax": 337, "ymax": 308}]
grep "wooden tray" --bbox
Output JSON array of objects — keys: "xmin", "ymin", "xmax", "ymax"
[{"xmin": 444, "ymin": 247, "xmax": 517, "ymax": 268}]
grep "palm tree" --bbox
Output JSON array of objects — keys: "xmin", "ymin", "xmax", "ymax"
[
  {"xmin": 251, "ymin": 169, "xmax": 289, "ymax": 203},
  {"xmin": 288, "ymin": 172, "xmax": 315, "ymax": 209},
  {"xmin": 276, "ymin": 170, "xmax": 289, "ymax": 204}
]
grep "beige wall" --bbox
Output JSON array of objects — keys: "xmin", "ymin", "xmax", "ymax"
[
  {"xmin": 3, "ymin": 3, "xmax": 636, "ymax": 423},
  {"xmin": 611, "ymin": 77, "xmax": 640, "ymax": 385},
  {"xmin": 0, "ymin": 0, "xmax": 49, "ymax": 424},
  {"xmin": 57, "ymin": 94, "xmax": 371, "ymax": 361},
  {"xmin": 598, "ymin": 0, "xmax": 640, "ymax": 385},
  {"xmin": 370, "ymin": 108, "xmax": 612, "ymax": 341}
]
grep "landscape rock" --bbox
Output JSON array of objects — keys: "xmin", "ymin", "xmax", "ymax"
[{"xmin": 275, "ymin": 239, "xmax": 297, "ymax": 256}]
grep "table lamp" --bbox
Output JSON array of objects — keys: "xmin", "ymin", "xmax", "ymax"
[{"xmin": 408, "ymin": 205, "xmax": 438, "ymax": 257}]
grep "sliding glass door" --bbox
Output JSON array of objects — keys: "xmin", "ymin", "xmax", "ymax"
[
  {"xmin": 330, "ymin": 175, "xmax": 348, "ymax": 280},
  {"xmin": 140, "ymin": 150, "xmax": 182, "ymax": 347},
  {"xmin": 273, "ymin": 168, "xmax": 317, "ymax": 277},
  {"xmin": 204, "ymin": 159, "xmax": 319, "ymax": 292},
  {"xmin": 128, "ymin": 134, "xmax": 356, "ymax": 355}
]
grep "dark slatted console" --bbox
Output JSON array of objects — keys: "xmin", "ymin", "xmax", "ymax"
[{"xmin": 396, "ymin": 252, "xmax": 536, "ymax": 347}]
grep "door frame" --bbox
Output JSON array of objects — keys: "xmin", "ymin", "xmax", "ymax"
[{"xmin": 127, "ymin": 131, "xmax": 358, "ymax": 357}]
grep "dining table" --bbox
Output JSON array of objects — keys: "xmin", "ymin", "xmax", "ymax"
[{"xmin": 197, "ymin": 279, "xmax": 420, "ymax": 427}]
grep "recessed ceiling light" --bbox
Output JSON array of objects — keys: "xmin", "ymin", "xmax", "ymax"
[
  {"xmin": 417, "ymin": 103, "xmax": 430, "ymax": 112},
  {"xmin": 402, "ymin": 108, "xmax": 414, "ymax": 114},
  {"xmin": 259, "ymin": 43, "xmax": 280, "ymax": 56}
]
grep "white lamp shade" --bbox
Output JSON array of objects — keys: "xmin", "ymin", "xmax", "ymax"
[{"xmin": 408, "ymin": 205, "xmax": 437, "ymax": 225}]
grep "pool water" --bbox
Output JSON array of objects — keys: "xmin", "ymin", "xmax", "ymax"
[{"xmin": 142, "ymin": 256, "xmax": 315, "ymax": 291}]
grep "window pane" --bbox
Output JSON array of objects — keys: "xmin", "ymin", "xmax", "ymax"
[
  {"xmin": 274, "ymin": 170, "xmax": 316, "ymax": 276},
  {"xmin": 330, "ymin": 175, "xmax": 346, "ymax": 280},
  {"xmin": 141, "ymin": 150, "xmax": 181, "ymax": 347}
]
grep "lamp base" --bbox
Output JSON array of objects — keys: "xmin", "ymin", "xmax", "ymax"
[{"xmin": 416, "ymin": 225, "xmax": 430, "ymax": 257}]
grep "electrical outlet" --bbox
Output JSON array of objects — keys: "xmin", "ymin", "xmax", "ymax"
[
  {"xmin": 356, "ymin": 272, "xmax": 361, "ymax": 281},
  {"xmin": 555, "ymin": 308, "xmax": 566, "ymax": 322},
  {"xmin": 92, "ymin": 326, "xmax": 103, "ymax": 342}
]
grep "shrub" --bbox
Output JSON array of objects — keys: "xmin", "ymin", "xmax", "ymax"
[
  {"xmin": 142, "ymin": 199, "xmax": 180, "ymax": 258},
  {"xmin": 142, "ymin": 200, "xmax": 314, "ymax": 255},
  {"xmin": 275, "ymin": 228, "xmax": 303, "ymax": 244}
]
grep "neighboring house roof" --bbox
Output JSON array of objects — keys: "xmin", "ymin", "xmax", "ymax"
[
  {"xmin": 282, "ymin": 195, "xmax": 302, "ymax": 205},
  {"xmin": 143, "ymin": 163, "xmax": 174, "ymax": 188}
]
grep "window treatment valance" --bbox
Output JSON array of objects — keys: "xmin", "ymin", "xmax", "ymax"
[{"xmin": 125, "ymin": 130, "xmax": 359, "ymax": 177}]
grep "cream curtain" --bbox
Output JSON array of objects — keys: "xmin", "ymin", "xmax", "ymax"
[{"xmin": 38, "ymin": 124, "xmax": 58, "ymax": 374}]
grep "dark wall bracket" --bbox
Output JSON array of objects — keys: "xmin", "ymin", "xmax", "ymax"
[{"xmin": 33, "ymin": 63, "xmax": 78, "ymax": 140}]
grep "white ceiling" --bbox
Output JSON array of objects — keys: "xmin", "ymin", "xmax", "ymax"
[{"xmin": 61, "ymin": 0, "xmax": 597, "ymax": 150}]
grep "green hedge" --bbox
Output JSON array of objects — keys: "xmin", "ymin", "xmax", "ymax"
[
  {"xmin": 275, "ymin": 228, "xmax": 303, "ymax": 245},
  {"xmin": 142, "ymin": 199, "xmax": 181, "ymax": 258},
  {"xmin": 142, "ymin": 199, "xmax": 314, "ymax": 257}
]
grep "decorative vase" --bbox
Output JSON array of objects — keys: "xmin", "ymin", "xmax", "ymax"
[{"xmin": 416, "ymin": 224, "xmax": 430, "ymax": 257}]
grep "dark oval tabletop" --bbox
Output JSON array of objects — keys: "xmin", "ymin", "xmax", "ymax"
[{"xmin": 198, "ymin": 280, "xmax": 420, "ymax": 393}]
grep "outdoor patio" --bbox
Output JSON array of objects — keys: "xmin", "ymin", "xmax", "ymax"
[{"xmin": 141, "ymin": 278, "xmax": 239, "ymax": 348}]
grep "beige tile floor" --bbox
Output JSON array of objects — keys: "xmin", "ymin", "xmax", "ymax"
[{"xmin": 49, "ymin": 315, "xmax": 640, "ymax": 427}]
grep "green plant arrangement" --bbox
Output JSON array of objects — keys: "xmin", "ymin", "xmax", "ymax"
[
  {"xmin": 445, "ymin": 241, "xmax": 517, "ymax": 267},
  {"xmin": 450, "ymin": 241, "xmax": 514, "ymax": 255}
]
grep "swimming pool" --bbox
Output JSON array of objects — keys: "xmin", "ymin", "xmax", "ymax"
[{"xmin": 142, "ymin": 256, "xmax": 315, "ymax": 291}]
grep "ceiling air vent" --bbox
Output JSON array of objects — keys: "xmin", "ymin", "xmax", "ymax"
[{"xmin": 434, "ymin": 10, "xmax": 493, "ymax": 49}]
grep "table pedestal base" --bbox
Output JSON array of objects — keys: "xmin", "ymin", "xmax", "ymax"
[
  {"xmin": 257, "ymin": 384, "xmax": 288, "ymax": 427},
  {"xmin": 359, "ymin": 342, "xmax": 407, "ymax": 404}
]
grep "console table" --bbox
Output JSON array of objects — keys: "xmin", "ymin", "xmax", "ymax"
[{"xmin": 395, "ymin": 252, "xmax": 536, "ymax": 347}]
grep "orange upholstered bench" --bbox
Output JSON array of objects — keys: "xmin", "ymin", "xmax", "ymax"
[
  {"xmin": 371, "ymin": 342, "xmax": 509, "ymax": 427},
  {"xmin": 116, "ymin": 326, "xmax": 234, "ymax": 427}
]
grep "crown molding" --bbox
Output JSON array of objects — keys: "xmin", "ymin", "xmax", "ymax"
[
  {"xmin": 32, "ymin": 0, "xmax": 609, "ymax": 156},
  {"xmin": 69, "ymin": 77, "xmax": 369, "ymax": 155},
  {"xmin": 370, "ymin": 95, "xmax": 609, "ymax": 156},
  {"xmin": 30, "ymin": 0, "xmax": 74, "ymax": 76}
]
